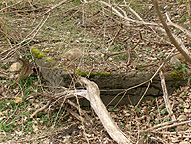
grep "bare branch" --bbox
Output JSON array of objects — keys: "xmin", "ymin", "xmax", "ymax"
[{"xmin": 78, "ymin": 76, "xmax": 132, "ymax": 144}]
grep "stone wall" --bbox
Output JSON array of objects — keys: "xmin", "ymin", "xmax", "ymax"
[{"xmin": 34, "ymin": 57, "xmax": 187, "ymax": 106}]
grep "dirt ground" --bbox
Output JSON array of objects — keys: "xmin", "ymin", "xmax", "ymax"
[{"xmin": 0, "ymin": 0, "xmax": 191, "ymax": 143}]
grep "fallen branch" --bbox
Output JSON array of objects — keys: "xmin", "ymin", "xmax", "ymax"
[{"xmin": 78, "ymin": 76, "xmax": 132, "ymax": 144}]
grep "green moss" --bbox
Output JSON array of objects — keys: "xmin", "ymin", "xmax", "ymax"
[
  {"xmin": 44, "ymin": 49, "xmax": 50, "ymax": 53},
  {"xmin": 31, "ymin": 47, "xmax": 46, "ymax": 59},
  {"xmin": 96, "ymin": 71, "xmax": 110, "ymax": 76},
  {"xmin": 50, "ymin": 38, "xmax": 65, "ymax": 42},
  {"xmin": 76, "ymin": 69, "xmax": 96, "ymax": 77},
  {"xmin": 137, "ymin": 67, "xmax": 147, "ymax": 71},
  {"xmin": 37, "ymin": 53, "xmax": 45, "ymax": 59},
  {"xmin": 31, "ymin": 47, "xmax": 41, "ymax": 57},
  {"xmin": 170, "ymin": 71, "xmax": 183, "ymax": 81},
  {"xmin": 76, "ymin": 70, "xmax": 110, "ymax": 77},
  {"xmin": 76, "ymin": 70, "xmax": 88, "ymax": 77},
  {"xmin": 89, "ymin": 73, "xmax": 96, "ymax": 77},
  {"xmin": 45, "ymin": 59, "xmax": 55, "ymax": 62}
]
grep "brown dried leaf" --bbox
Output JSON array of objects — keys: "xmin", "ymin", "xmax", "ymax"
[{"xmin": 14, "ymin": 97, "xmax": 22, "ymax": 103}]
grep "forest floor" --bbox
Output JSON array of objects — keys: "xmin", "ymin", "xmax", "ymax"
[{"xmin": 0, "ymin": 0, "xmax": 191, "ymax": 143}]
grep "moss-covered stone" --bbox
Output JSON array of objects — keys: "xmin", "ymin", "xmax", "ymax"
[
  {"xmin": 31, "ymin": 47, "xmax": 46, "ymax": 59},
  {"xmin": 170, "ymin": 71, "xmax": 183, "ymax": 81}
]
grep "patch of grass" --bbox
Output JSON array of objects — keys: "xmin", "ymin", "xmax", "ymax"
[
  {"xmin": 179, "ymin": 16, "xmax": 186, "ymax": 22},
  {"xmin": 137, "ymin": 67, "xmax": 147, "ymax": 71}
]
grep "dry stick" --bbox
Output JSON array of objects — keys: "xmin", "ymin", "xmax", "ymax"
[
  {"xmin": 154, "ymin": 120, "xmax": 191, "ymax": 132},
  {"xmin": 99, "ymin": 1, "xmax": 189, "ymax": 105},
  {"xmin": 0, "ymin": 14, "xmax": 46, "ymax": 57},
  {"xmin": 136, "ymin": 82, "xmax": 151, "ymax": 107},
  {"xmin": 156, "ymin": 129, "xmax": 191, "ymax": 135},
  {"xmin": 152, "ymin": 0, "xmax": 191, "ymax": 63},
  {"xmin": 107, "ymin": 74, "xmax": 153, "ymax": 107},
  {"xmin": 159, "ymin": 70, "xmax": 176, "ymax": 121},
  {"xmin": 138, "ymin": 120, "xmax": 176, "ymax": 134},
  {"xmin": 66, "ymin": 99, "xmax": 93, "ymax": 124},
  {"xmin": 78, "ymin": 76, "xmax": 132, "ymax": 144},
  {"xmin": 99, "ymin": 1, "xmax": 158, "ymax": 26},
  {"xmin": 62, "ymin": 9, "xmax": 80, "ymax": 24},
  {"xmin": 74, "ymin": 89, "xmax": 90, "ymax": 144},
  {"xmin": 114, "ymin": 46, "xmax": 176, "ymax": 107},
  {"xmin": 52, "ymin": 98, "xmax": 67, "ymax": 128},
  {"xmin": 108, "ymin": 62, "xmax": 163, "ymax": 107},
  {"xmin": 66, "ymin": 107, "xmax": 85, "ymax": 122},
  {"xmin": 126, "ymin": 47, "xmax": 131, "ymax": 66},
  {"xmin": 143, "ymin": 38, "xmax": 171, "ymax": 46},
  {"xmin": 186, "ymin": 0, "xmax": 191, "ymax": 25},
  {"xmin": 114, "ymin": 90, "xmax": 128, "ymax": 108},
  {"xmin": 30, "ymin": 100, "xmax": 52, "ymax": 118},
  {"xmin": 108, "ymin": 24, "xmax": 123, "ymax": 45},
  {"xmin": 106, "ymin": 80, "xmax": 149, "ymax": 107}
]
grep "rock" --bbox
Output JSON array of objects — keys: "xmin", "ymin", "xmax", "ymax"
[
  {"xmin": 63, "ymin": 48, "xmax": 82, "ymax": 61},
  {"xmin": 9, "ymin": 62, "xmax": 22, "ymax": 72},
  {"xmin": 170, "ymin": 57, "xmax": 181, "ymax": 65}
]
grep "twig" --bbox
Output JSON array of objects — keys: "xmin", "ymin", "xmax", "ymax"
[
  {"xmin": 52, "ymin": 99, "xmax": 66, "ymax": 128},
  {"xmin": 126, "ymin": 47, "xmax": 131, "ymax": 66},
  {"xmin": 99, "ymin": 0, "xmax": 191, "ymax": 64},
  {"xmin": 136, "ymin": 82, "xmax": 151, "ymax": 107},
  {"xmin": 110, "ymin": 46, "xmax": 176, "ymax": 107},
  {"xmin": 159, "ymin": 70, "xmax": 176, "ymax": 121},
  {"xmin": 30, "ymin": 100, "xmax": 52, "ymax": 118},
  {"xmin": 108, "ymin": 24, "xmax": 123, "ymax": 45},
  {"xmin": 66, "ymin": 107, "xmax": 85, "ymax": 122},
  {"xmin": 66, "ymin": 99, "xmax": 93, "ymax": 124},
  {"xmin": 106, "ymin": 79, "xmax": 150, "ymax": 107},
  {"xmin": 153, "ymin": 120, "xmax": 191, "ymax": 132},
  {"xmin": 138, "ymin": 120, "xmax": 176, "ymax": 133},
  {"xmin": 104, "ymin": 38, "xmax": 140, "ymax": 60}
]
